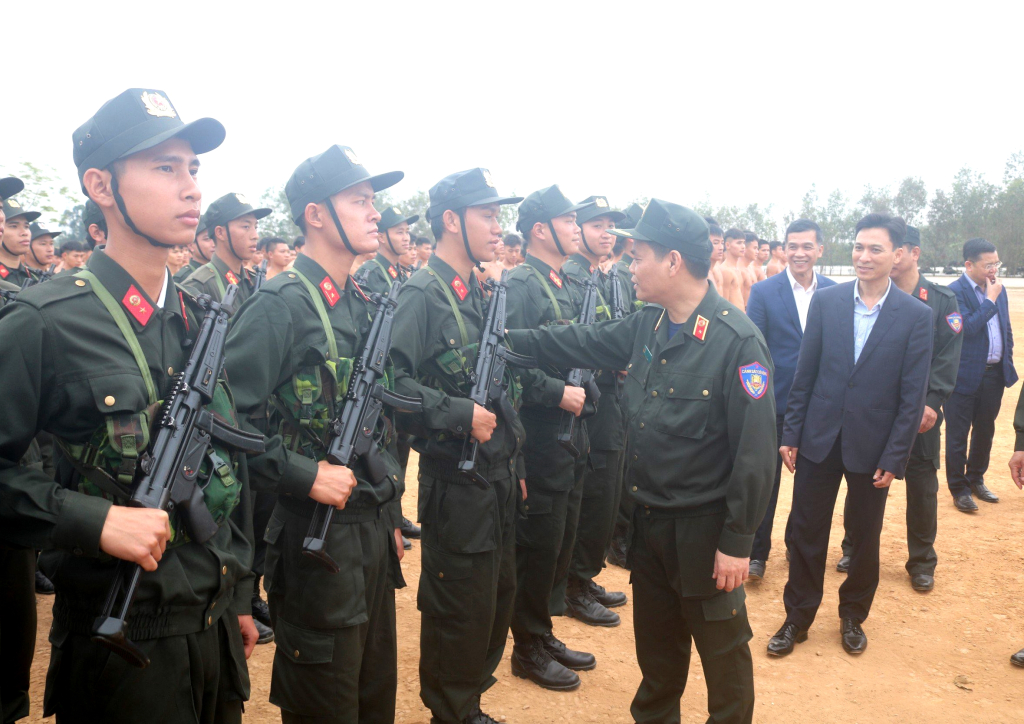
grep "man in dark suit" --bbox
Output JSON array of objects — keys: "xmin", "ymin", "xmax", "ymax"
[
  {"xmin": 767, "ymin": 213, "xmax": 932, "ymax": 657},
  {"xmin": 746, "ymin": 218, "xmax": 836, "ymax": 580},
  {"xmin": 945, "ymin": 238, "xmax": 1017, "ymax": 512}
]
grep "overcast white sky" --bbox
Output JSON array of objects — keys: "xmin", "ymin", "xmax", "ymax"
[{"xmin": 3, "ymin": 1, "xmax": 1021, "ymax": 224}]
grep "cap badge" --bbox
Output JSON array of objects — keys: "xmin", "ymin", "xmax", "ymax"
[
  {"xmin": 343, "ymin": 148, "xmax": 360, "ymax": 165},
  {"xmin": 7, "ymin": 199, "xmax": 20, "ymax": 208},
  {"xmin": 225, "ymin": 270, "xmax": 239, "ymax": 285},
  {"xmin": 692, "ymin": 314, "xmax": 709, "ymax": 341},
  {"xmin": 596, "ymin": 197, "xmax": 608, "ymax": 208},
  {"xmin": 140, "ymin": 91, "xmax": 176, "ymax": 119},
  {"xmin": 123, "ymin": 285, "xmax": 154, "ymax": 325},
  {"xmin": 320, "ymin": 276, "xmax": 340, "ymax": 307},
  {"xmin": 548, "ymin": 270, "xmax": 563, "ymax": 289},
  {"xmin": 919, "ymin": 287, "xmax": 928, "ymax": 301},
  {"xmin": 738, "ymin": 361, "xmax": 769, "ymax": 400},
  {"xmin": 482, "ymin": 170, "xmax": 495, "ymax": 188},
  {"xmin": 234, "ymin": 193, "xmax": 249, "ymax": 205},
  {"xmin": 451, "ymin": 276, "xmax": 468, "ymax": 301}
]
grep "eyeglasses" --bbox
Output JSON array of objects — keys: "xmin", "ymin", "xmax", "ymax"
[{"xmin": 982, "ymin": 262, "xmax": 1002, "ymax": 272}]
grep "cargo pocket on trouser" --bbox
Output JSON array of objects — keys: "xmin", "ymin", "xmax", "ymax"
[
  {"xmin": 270, "ymin": 617, "xmax": 345, "ymax": 717},
  {"xmin": 515, "ymin": 488, "xmax": 560, "ymax": 550},
  {"xmin": 418, "ymin": 546, "xmax": 489, "ymax": 682},
  {"xmin": 697, "ymin": 587, "xmax": 753, "ymax": 658},
  {"xmin": 434, "ymin": 478, "xmax": 497, "ymax": 555},
  {"xmin": 692, "ymin": 587, "xmax": 755, "ymax": 723}
]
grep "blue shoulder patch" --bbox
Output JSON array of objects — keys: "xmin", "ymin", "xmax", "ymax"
[
  {"xmin": 946, "ymin": 312, "xmax": 963, "ymax": 334},
  {"xmin": 738, "ymin": 361, "xmax": 769, "ymax": 400}
]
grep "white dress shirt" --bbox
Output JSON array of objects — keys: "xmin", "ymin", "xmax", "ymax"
[{"xmin": 786, "ymin": 267, "xmax": 818, "ymax": 332}]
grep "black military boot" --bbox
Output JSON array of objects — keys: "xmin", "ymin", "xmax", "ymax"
[
  {"xmin": 541, "ymin": 631, "xmax": 596, "ymax": 670},
  {"xmin": 606, "ymin": 524, "xmax": 630, "ymax": 569},
  {"xmin": 35, "ymin": 568, "xmax": 55, "ymax": 595},
  {"xmin": 252, "ymin": 576, "xmax": 271, "ymax": 627},
  {"xmin": 401, "ymin": 516, "xmax": 421, "ymax": 539},
  {"xmin": 586, "ymin": 579, "xmax": 627, "ymax": 608},
  {"xmin": 565, "ymin": 577, "xmax": 620, "ymax": 627},
  {"xmin": 511, "ymin": 634, "xmax": 581, "ymax": 691}
]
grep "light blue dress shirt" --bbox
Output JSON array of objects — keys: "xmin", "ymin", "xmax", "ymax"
[
  {"xmin": 853, "ymin": 279, "xmax": 892, "ymax": 364},
  {"xmin": 968, "ymin": 277, "xmax": 1003, "ymax": 364}
]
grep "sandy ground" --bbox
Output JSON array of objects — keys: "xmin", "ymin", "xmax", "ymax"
[{"xmin": 25, "ymin": 288, "xmax": 1024, "ymax": 723}]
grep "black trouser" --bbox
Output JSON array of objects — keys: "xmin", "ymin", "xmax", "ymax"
[
  {"xmin": 251, "ymin": 489, "xmax": 277, "ymax": 579},
  {"xmin": 264, "ymin": 504, "xmax": 401, "ymax": 723},
  {"xmin": 397, "ymin": 434, "xmax": 412, "ymax": 486},
  {"xmin": 842, "ymin": 454, "xmax": 939, "ymax": 576},
  {"xmin": 567, "ymin": 449, "xmax": 624, "ymax": 583},
  {"xmin": 750, "ymin": 415, "xmax": 786, "ymax": 563},
  {"xmin": 44, "ymin": 615, "xmax": 247, "ymax": 723},
  {"xmin": 630, "ymin": 508, "xmax": 754, "ymax": 724},
  {"xmin": 0, "ymin": 545, "xmax": 35, "ymax": 724},
  {"xmin": 945, "ymin": 365, "xmax": 1004, "ymax": 497},
  {"xmin": 418, "ymin": 472, "xmax": 518, "ymax": 723},
  {"xmin": 783, "ymin": 437, "xmax": 890, "ymax": 629}
]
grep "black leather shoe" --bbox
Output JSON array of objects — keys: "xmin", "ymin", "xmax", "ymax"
[
  {"xmin": 511, "ymin": 636, "xmax": 581, "ymax": 691},
  {"xmin": 971, "ymin": 483, "xmax": 999, "ymax": 503},
  {"xmin": 954, "ymin": 494, "xmax": 979, "ymax": 513},
  {"xmin": 565, "ymin": 578, "xmax": 620, "ymax": 627},
  {"xmin": 465, "ymin": 708, "xmax": 499, "ymax": 724},
  {"xmin": 748, "ymin": 560, "xmax": 766, "ymax": 581},
  {"xmin": 836, "ymin": 555, "xmax": 851, "ymax": 573},
  {"xmin": 1011, "ymin": 648, "xmax": 1024, "ymax": 668},
  {"xmin": 841, "ymin": 618, "xmax": 867, "ymax": 654},
  {"xmin": 401, "ymin": 516, "xmax": 421, "ymax": 539},
  {"xmin": 586, "ymin": 579, "xmax": 627, "ymax": 608},
  {"xmin": 541, "ymin": 631, "xmax": 596, "ymax": 671},
  {"xmin": 254, "ymin": 618, "xmax": 275, "ymax": 645},
  {"xmin": 910, "ymin": 573, "xmax": 934, "ymax": 592},
  {"xmin": 767, "ymin": 622, "xmax": 807, "ymax": 657},
  {"xmin": 252, "ymin": 578, "xmax": 272, "ymax": 627},
  {"xmin": 403, "ymin": 535, "xmax": 413, "ymax": 550},
  {"xmin": 35, "ymin": 569, "xmax": 55, "ymax": 595}
]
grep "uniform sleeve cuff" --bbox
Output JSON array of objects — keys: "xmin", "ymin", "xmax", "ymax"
[
  {"xmin": 926, "ymin": 392, "xmax": 943, "ymax": 413},
  {"xmin": 717, "ymin": 528, "xmax": 754, "ymax": 559},
  {"xmin": 448, "ymin": 397, "xmax": 475, "ymax": 436},
  {"xmin": 276, "ymin": 452, "xmax": 319, "ymax": 498},
  {"xmin": 52, "ymin": 493, "xmax": 113, "ymax": 557},
  {"xmin": 232, "ymin": 574, "xmax": 255, "ymax": 615},
  {"xmin": 384, "ymin": 499, "xmax": 403, "ymax": 530},
  {"xmin": 1016, "ymin": 431, "xmax": 1024, "ymax": 452},
  {"xmin": 542, "ymin": 378, "xmax": 567, "ymax": 408}
]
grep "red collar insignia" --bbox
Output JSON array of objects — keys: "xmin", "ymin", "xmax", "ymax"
[
  {"xmin": 178, "ymin": 292, "xmax": 189, "ymax": 332},
  {"xmin": 0, "ymin": 264, "xmax": 8, "ymax": 279},
  {"xmin": 919, "ymin": 287, "xmax": 928, "ymax": 301},
  {"xmin": 224, "ymin": 270, "xmax": 239, "ymax": 286},
  {"xmin": 320, "ymin": 276, "xmax": 340, "ymax": 307},
  {"xmin": 692, "ymin": 314, "xmax": 709, "ymax": 341},
  {"xmin": 123, "ymin": 285, "xmax": 154, "ymax": 326},
  {"xmin": 549, "ymin": 270, "xmax": 563, "ymax": 289},
  {"xmin": 350, "ymin": 277, "xmax": 369, "ymax": 302},
  {"xmin": 387, "ymin": 265, "xmax": 398, "ymax": 279},
  {"xmin": 451, "ymin": 276, "xmax": 468, "ymax": 301}
]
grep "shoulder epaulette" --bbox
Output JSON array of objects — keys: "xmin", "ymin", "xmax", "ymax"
[{"xmin": 16, "ymin": 273, "xmax": 93, "ymax": 309}]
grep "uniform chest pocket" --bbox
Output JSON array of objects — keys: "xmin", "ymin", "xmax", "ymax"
[{"xmin": 652, "ymin": 375, "xmax": 714, "ymax": 439}]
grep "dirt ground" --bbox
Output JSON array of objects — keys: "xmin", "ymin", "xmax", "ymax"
[{"xmin": 25, "ymin": 288, "xmax": 1024, "ymax": 723}]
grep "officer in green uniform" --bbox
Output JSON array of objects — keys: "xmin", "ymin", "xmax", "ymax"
[
  {"xmin": 0, "ymin": 197, "xmax": 42, "ymax": 286},
  {"xmin": 556, "ymin": 195, "xmax": 629, "ymax": 626},
  {"xmin": 182, "ymin": 193, "xmax": 270, "ymax": 312},
  {"xmin": 83, "ymin": 198, "xmax": 107, "ymax": 250},
  {"xmin": 25, "ymin": 222, "xmax": 61, "ymax": 275},
  {"xmin": 508, "ymin": 199, "xmax": 776, "ymax": 724},
  {"xmin": 224, "ymin": 144, "xmax": 407, "ymax": 723},
  {"xmin": 388, "ymin": 167, "xmax": 525, "ymax": 724},
  {"xmin": 506, "ymin": 185, "xmax": 597, "ymax": 691},
  {"xmin": 175, "ymin": 212, "xmax": 212, "ymax": 282},
  {"xmin": 0, "ymin": 87, "xmax": 258, "ymax": 723},
  {"xmin": 837, "ymin": 224, "xmax": 962, "ymax": 591}
]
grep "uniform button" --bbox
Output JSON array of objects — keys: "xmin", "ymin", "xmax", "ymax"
[
  {"xmin": 633, "ymin": 455, "xmax": 638, "ymax": 461},
  {"xmin": 732, "ymin": 609, "xmax": 737, "ymax": 616},
  {"xmin": 294, "ymin": 649, "xmax": 300, "ymax": 658},
  {"xmin": 75, "ymin": 279, "xmax": 86, "ymax": 287},
  {"xmin": 525, "ymin": 505, "xmax": 530, "ymax": 511},
  {"xmin": 632, "ymin": 486, "xmax": 637, "ymax": 492},
  {"xmin": 222, "ymin": 566, "xmax": 227, "ymax": 575},
  {"xmin": 207, "ymin": 616, "xmax": 212, "ymax": 626},
  {"xmin": 456, "ymin": 426, "xmax": 463, "ymax": 432},
  {"xmin": 449, "ymin": 339, "xmax": 456, "ymax": 345},
  {"xmin": 287, "ymin": 273, "xmax": 296, "ymax": 278},
  {"xmin": 669, "ymin": 388, "xmax": 674, "ymax": 394},
  {"xmin": 167, "ymin": 367, "xmax": 174, "ymax": 375},
  {"xmin": 651, "ymin": 391, "xmax": 658, "ymax": 397},
  {"xmin": 628, "ymin": 363, "xmax": 632, "ymax": 369},
  {"xmin": 661, "ymin": 359, "xmax": 666, "ymax": 364},
  {"xmin": 645, "ymin": 509, "xmax": 651, "ymax": 515},
  {"xmin": 722, "ymin": 310, "xmax": 729, "ymax": 316},
  {"xmin": 211, "ymin": 601, "xmax": 216, "ymax": 609},
  {"xmin": 438, "ymin": 572, "xmax": 445, "ymax": 579},
  {"xmin": 104, "ymin": 395, "xmax": 116, "ymax": 407},
  {"xmin": 639, "ymin": 422, "xmax": 645, "ymax": 429},
  {"xmin": 702, "ymin": 390, "xmax": 709, "ymax": 396}
]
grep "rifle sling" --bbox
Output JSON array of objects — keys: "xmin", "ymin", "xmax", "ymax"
[
  {"xmin": 428, "ymin": 272, "xmax": 469, "ymax": 346},
  {"xmin": 523, "ymin": 264, "xmax": 563, "ymax": 320},
  {"xmin": 290, "ymin": 268, "xmax": 339, "ymax": 360}
]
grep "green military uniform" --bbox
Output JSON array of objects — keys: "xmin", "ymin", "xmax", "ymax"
[
  {"xmin": 225, "ymin": 145, "xmax": 406, "ymax": 723},
  {"xmin": 508, "ymin": 200, "xmax": 777, "ymax": 724},
  {"xmin": 506, "ymin": 186, "xmax": 597, "ymax": 651},
  {"xmin": 389, "ymin": 168, "xmax": 526, "ymax": 723},
  {"xmin": 841, "ymin": 227, "xmax": 962, "ymax": 579},
  {"xmin": 181, "ymin": 194, "xmax": 270, "ymax": 312},
  {"xmin": 353, "ymin": 206, "xmax": 419, "ymax": 294},
  {"xmin": 0, "ymin": 197, "xmax": 43, "ymax": 288},
  {"xmin": 175, "ymin": 213, "xmax": 211, "ymax": 283},
  {"xmin": 0, "ymin": 88, "xmax": 252, "ymax": 724}
]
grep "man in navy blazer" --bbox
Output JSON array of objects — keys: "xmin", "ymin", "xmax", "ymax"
[
  {"xmin": 767, "ymin": 213, "xmax": 932, "ymax": 658},
  {"xmin": 945, "ymin": 238, "xmax": 1017, "ymax": 512},
  {"xmin": 745, "ymin": 219, "xmax": 836, "ymax": 580}
]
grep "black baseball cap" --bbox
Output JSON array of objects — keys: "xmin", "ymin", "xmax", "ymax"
[
  {"xmin": 30, "ymin": 222, "xmax": 62, "ymax": 241},
  {"xmin": 378, "ymin": 206, "xmax": 419, "ymax": 231},
  {"xmin": 204, "ymin": 193, "xmax": 272, "ymax": 232},
  {"xmin": 619, "ymin": 202, "xmax": 645, "ymax": 230},
  {"xmin": 576, "ymin": 195, "xmax": 626, "ymax": 225},
  {"xmin": 426, "ymin": 168, "xmax": 522, "ymax": 222},
  {"xmin": 905, "ymin": 225, "xmax": 921, "ymax": 247},
  {"xmin": 1, "ymin": 197, "xmax": 41, "ymax": 223},
  {"xmin": 0, "ymin": 177, "xmax": 24, "ymax": 201},
  {"xmin": 286, "ymin": 145, "xmax": 403, "ymax": 224},
  {"xmin": 516, "ymin": 185, "xmax": 595, "ymax": 234},
  {"xmin": 609, "ymin": 199, "xmax": 711, "ymax": 259}
]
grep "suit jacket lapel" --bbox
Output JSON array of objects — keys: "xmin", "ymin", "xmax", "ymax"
[
  {"xmin": 958, "ymin": 275, "xmax": 979, "ymax": 313},
  {"xmin": 777, "ymin": 274, "xmax": 802, "ymax": 336},
  {"xmin": 839, "ymin": 282, "xmax": 856, "ymax": 371},
  {"xmin": 852, "ymin": 287, "xmax": 900, "ymax": 373}
]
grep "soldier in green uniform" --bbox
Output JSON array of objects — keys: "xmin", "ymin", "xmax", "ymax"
[
  {"xmin": 25, "ymin": 222, "xmax": 61, "ymax": 275},
  {"xmin": 506, "ymin": 185, "xmax": 597, "ymax": 691},
  {"xmin": 224, "ymin": 144, "xmax": 407, "ymax": 723},
  {"xmin": 556, "ymin": 195, "xmax": 629, "ymax": 627},
  {"xmin": 388, "ymin": 167, "xmax": 525, "ymax": 724},
  {"xmin": 507, "ymin": 199, "xmax": 777, "ymax": 724},
  {"xmin": 0, "ymin": 197, "xmax": 42, "ymax": 286},
  {"xmin": 182, "ymin": 193, "xmax": 270, "ymax": 312},
  {"xmin": 0, "ymin": 87, "xmax": 259, "ymax": 723},
  {"xmin": 175, "ymin": 212, "xmax": 212, "ymax": 282},
  {"xmin": 83, "ymin": 198, "xmax": 107, "ymax": 251},
  {"xmin": 836, "ymin": 224, "xmax": 962, "ymax": 592}
]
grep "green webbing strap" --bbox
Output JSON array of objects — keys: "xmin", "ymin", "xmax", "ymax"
[
  {"xmin": 75, "ymin": 270, "xmax": 158, "ymax": 405},
  {"xmin": 203, "ymin": 261, "xmax": 228, "ymax": 298},
  {"xmin": 523, "ymin": 263, "xmax": 563, "ymax": 320},
  {"xmin": 290, "ymin": 269, "xmax": 338, "ymax": 360},
  {"xmin": 372, "ymin": 259, "xmax": 395, "ymax": 290},
  {"xmin": 426, "ymin": 270, "xmax": 469, "ymax": 346}
]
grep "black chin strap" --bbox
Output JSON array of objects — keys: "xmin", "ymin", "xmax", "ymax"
[
  {"xmin": 579, "ymin": 227, "xmax": 596, "ymax": 256},
  {"xmin": 325, "ymin": 198, "xmax": 357, "ymax": 255},
  {"xmin": 193, "ymin": 238, "xmax": 210, "ymax": 262},
  {"xmin": 28, "ymin": 240, "xmax": 45, "ymax": 266},
  {"xmin": 458, "ymin": 209, "xmax": 484, "ymax": 271},
  {"xmin": 1, "ymin": 239, "xmax": 18, "ymax": 257},
  {"xmin": 384, "ymin": 229, "xmax": 399, "ymax": 256},
  {"xmin": 110, "ymin": 171, "xmax": 174, "ymax": 249},
  {"xmin": 547, "ymin": 221, "xmax": 567, "ymax": 257},
  {"xmin": 222, "ymin": 224, "xmax": 244, "ymax": 263}
]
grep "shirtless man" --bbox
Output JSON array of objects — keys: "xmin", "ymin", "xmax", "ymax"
[
  {"xmin": 757, "ymin": 239, "xmax": 770, "ymax": 271},
  {"xmin": 739, "ymin": 232, "xmax": 762, "ymax": 304},
  {"xmin": 719, "ymin": 227, "xmax": 746, "ymax": 307},
  {"xmin": 708, "ymin": 221, "xmax": 725, "ymax": 290},
  {"xmin": 766, "ymin": 240, "xmax": 787, "ymax": 277}
]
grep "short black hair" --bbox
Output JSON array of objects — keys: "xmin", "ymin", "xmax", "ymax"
[
  {"xmin": 854, "ymin": 213, "xmax": 906, "ymax": 248},
  {"xmin": 416, "ymin": 236, "xmax": 433, "ymax": 247},
  {"xmin": 293, "ymin": 235, "xmax": 305, "ymax": 248},
  {"xmin": 963, "ymin": 237, "xmax": 997, "ymax": 262},
  {"xmin": 707, "ymin": 223, "xmax": 724, "ymax": 238},
  {"xmin": 503, "ymin": 233, "xmax": 522, "ymax": 248},
  {"xmin": 60, "ymin": 239, "xmax": 88, "ymax": 253},
  {"xmin": 638, "ymin": 240, "xmax": 711, "ymax": 279},
  {"xmin": 769, "ymin": 241, "xmax": 783, "ymax": 253},
  {"xmin": 758, "ymin": 240, "xmax": 769, "ymax": 248},
  {"xmin": 784, "ymin": 218, "xmax": 822, "ymax": 244},
  {"xmin": 743, "ymin": 231, "xmax": 758, "ymax": 244},
  {"xmin": 260, "ymin": 236, "xmax": 287, "ymax": 253},
  {"xmin": 430, "ymin": 217, "xmax": 445, "ymax": 242},
  {"xmin": 724, "ymin": 228, "xmax": 745, "ymax": 242}
]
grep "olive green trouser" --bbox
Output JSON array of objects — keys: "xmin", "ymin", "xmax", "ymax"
[
  {"xmin": 418, "ymin": 471, "xmax": 518, "ymax": 723},
  {"xmin": 567, "ymin": 449, "xmax": 624, "ymax": 583},
  {"xmin": 0, "ymin": 545, "xmax": 35, "ymax": 724},
  {"xmin": 264, "ymin": 504, "xmax": 402, "ymax": 723},
  {"xmin": 43, "ymin": 614, "xmax": 247, "ymax": 724},
  {"xmin": 630, "ymin": 508, "xmax": 754, "ymax": 724}
]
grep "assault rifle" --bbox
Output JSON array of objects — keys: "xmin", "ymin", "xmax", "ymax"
[
  {"xmin": 252, "ymin": 259, "xmax": 268, "ymax": 291},
  {"xmin": 92, "ymin": 284, "xmax": 266, "ymax": 668},
  {"xmin": 21, "ymin": 264, "xmax": 56, "ymax": 290},
  {"xmin": 557, "ymin": 268, "xmax": 602, "ymax": 458},
  {"xmin": 303, "ymin": 281, "xmax": 422, "ymax": 572},
  {"xmin": 458, "ymin": 269, "xmax": 537, "ymax": 488},
  {"xmin": 608, "ymin": 264, "xmax": 626, "ymax": 320}
]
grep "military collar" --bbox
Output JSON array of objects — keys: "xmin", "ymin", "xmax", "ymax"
[
  {"xmin": 427, "ymin": 254, "xmax": 478, "ymax": 303},
  {"xmin": 656, "ymin": 282, "xmax": 722, "ymax": 350},
  {"xmin": 210, "ymin": 252, "xmax": 249, "ymax": 287},
  {"xmin": 914, "ymin": 274, "xmax": 931, "ymax": 302},
  {"xmin": 0, "ymin": 260, "xmax": 21, "ymax": 280},
  {"xmin": 567, "ymin": 252, "xmax": 598, "ymax": 275},
  {"xmin": 292, "ymin": 253, "xmax": 365, "ymax": 307},
  {"xmin": 373, "ymin": 252, "xmax": 401, "ymax": 281},
  {"xmin": 85, "ymin": 249, "xmax": 183, "ymax": 329},
  {"xmin": 524, "ymin": 253, "xmax": 570, "ymax": 290}
]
